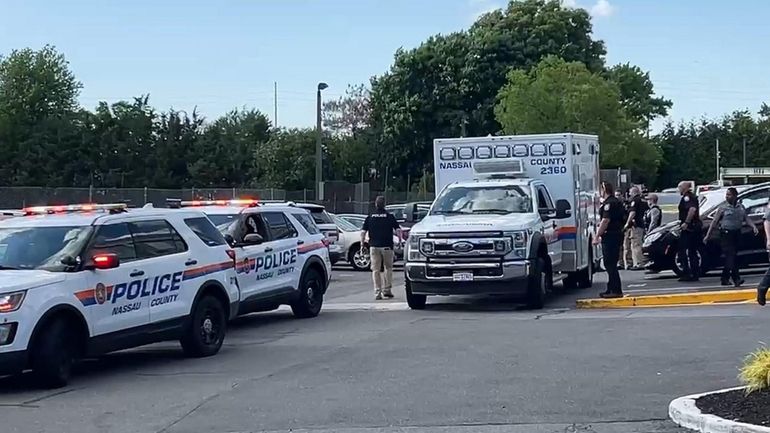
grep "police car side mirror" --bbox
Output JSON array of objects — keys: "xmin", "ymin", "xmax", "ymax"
[
  {"xmin": 60, "ymin": 255, "xmax": 80, "ymax": 267},
  {"xmin": 224, "ymin": 234, "xmax": 236, "ymax": 247},
  {"xmin": 555, "ymin": 199, "xmax": 572, "ymax": 219},
  {"xmin": 242, "ymin": 233, "xmax": 264, "ymax": 245}
]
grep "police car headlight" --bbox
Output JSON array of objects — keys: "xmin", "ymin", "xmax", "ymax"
[
  {"xmin": 0, "ymin": 291, "xmax": 26, "ymax": 313},
  {"xmin": 643, "ymin": 232, "xmax": 662, "ymax": 247},
  {"xmin": 407, "ymin": 235, "xmax": 427, "ymax": 262}
]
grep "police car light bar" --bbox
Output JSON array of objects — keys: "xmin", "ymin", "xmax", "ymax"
[
  {"xmin": 472, "ymin": 159, "xmax": 526, "ymax": 178},
  {"xmin": 23, "ymin": 203, "xmax": 128, "ymax": 215},
  {"xmin": 177, "ymin": 199, "xmax": 260, "ymax": 208}
]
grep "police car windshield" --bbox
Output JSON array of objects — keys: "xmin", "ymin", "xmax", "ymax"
[
  {"xmin": 206, "ymin": 214, "xmax": 238, "ymax": 228},
  {"xmin": 0, "ymin": 225, "xmax": 93, "ymax": 271},
  {"xmin": 431, "ymin": 185, "xmax": 533, "ymax": 215}
]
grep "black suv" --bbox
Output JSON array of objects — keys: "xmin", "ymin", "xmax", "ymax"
[{"xmin": 643, "ymin": 183, "xmax": 770, "ymax": 276}]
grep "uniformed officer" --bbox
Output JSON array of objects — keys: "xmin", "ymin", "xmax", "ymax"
[
  {"xmin": 623, "ymin": 186, "xmax": 648, "ymax": 270},
  {"xmin": 645, "ymin": 194, "xmax": 662, "ymax": 232},
  {"xmin": 757, "ymin": 203, "xmax": 770, "ymax": 305},
  {"xmin": 703, "ymin": 187, "xmax": 758, "ymax": 286},
  {"xmin": 361, "ymin": 196, "xmax": 402, "ymax": 300},
  {"xmin": 593, "ymin": 181, "xmax": 625, "ymax": 298},
  {"xmin": 677, "ymin": 181, "xmax": 702, "ymax": 282}
]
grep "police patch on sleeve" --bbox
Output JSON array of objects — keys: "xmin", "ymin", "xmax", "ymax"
[
  {"xmin": 684, "ymin": 196, "xmax": 690, "ymax": 202},
  {"xmin": 632, "ymin": 201, "xmax": 637, "ymax": 207},
  {"xmin": 604, "ymin": 204, "xmax": 610, "ymax": 211}
]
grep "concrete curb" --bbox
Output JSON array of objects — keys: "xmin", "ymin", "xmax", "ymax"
[
  {"xmin": 668, "ymin": 386, "xmax": 770, "ymax": 433},
  {"xmin": 576, "ymin": 289, "xmax": 756, "ymax": 309}
]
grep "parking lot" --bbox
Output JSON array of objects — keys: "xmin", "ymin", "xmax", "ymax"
[{"xmin": 1, "ymin": 263, "xmax": 769, "ymax": 433}]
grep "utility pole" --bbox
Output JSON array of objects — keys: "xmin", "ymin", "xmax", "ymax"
[
  {"xmin": 316, "ymin": 82, "xmax": 328, "ymax": 201},
  {"xmin": 715, "ymin": 138, "xmax": 721, "ymax": 185},
  {"xmin": 273, "ymin": 82, "xmax": 278, "ymax": 127}
]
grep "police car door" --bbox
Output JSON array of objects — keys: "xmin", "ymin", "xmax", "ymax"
[
  {"xmin": 126, "ymin": 218, "xmax": 189, "ymax": 325},
  {"xmin": 259, "ymin": 211, "xmax": 301, "ymax": 294},
  {"xmin": 232, "ymin": 213, "xmax": 271, "ymax": 301},
  {"xmin": 535, "ymin": 184, "xmax": 562, "ymax": 265},
  {"xmin": 82, "ymin": 222, "xmax": 150, "ymax": 336}
]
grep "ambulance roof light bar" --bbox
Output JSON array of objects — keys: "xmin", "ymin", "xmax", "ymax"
[
  {"xmin": 23, "ymin": 203, "xmax": 128, "ymax": 215},
  {"xmin": 472, "ymin": 159, "xmax": 526, "ymax": 179}
]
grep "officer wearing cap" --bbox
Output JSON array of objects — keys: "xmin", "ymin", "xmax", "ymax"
[
  {"xmin": 677, "ymin": 181, "xmax": 702, "ymax": 281},
  {"xmin": 703, "ymin": 187, "xmax": 757, "ymax": 287},
  {"xmin": 593, "ymin": 181, "xmax": 625, "ymax": 298}
]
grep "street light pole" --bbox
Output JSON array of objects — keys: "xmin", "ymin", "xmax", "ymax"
[{"xmin": 316, "ymin": 82, "xmax": 328, "ymax": 201}]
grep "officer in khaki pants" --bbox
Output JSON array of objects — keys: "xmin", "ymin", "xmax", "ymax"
[{"xmin": 361, "ymin": 196, "xmax": 402, "ymax": 300}]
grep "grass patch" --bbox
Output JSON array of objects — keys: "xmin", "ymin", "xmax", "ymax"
[{"xmin": 739, "ymin": 346, "xmax": 770, "ymax": 394}]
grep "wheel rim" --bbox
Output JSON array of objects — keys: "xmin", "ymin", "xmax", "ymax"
[
  {"xmin": 305, "ymin": 278, "xmax": 321, "ymax": 308},
  {"xmin": 200, "ymin": 309, "xmax": 220, "ymax": 346},
  {"xmin": 353, "ymin": 250, "xmax": 370, "ymax": 269}
]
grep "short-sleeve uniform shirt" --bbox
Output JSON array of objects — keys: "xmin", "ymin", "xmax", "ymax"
[{"xmin": 362, "ymin": 211, "xmax": 400, "ymax": 248}]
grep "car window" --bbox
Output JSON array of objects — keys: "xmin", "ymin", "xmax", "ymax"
[
  {"xmin": 206, "ymin": 214, "xmax": 238, "ymax": 231},
  {"xmin": 87, "ymin": 223, "xmax": 137, "ymax": 263},
  {"xmin": 306, "ymin": 209, "xmax": 333, "ymax": 225},
  {"xmin": 740, "ymin": 188, "xmax": 770, "ymax": 215},
  {"xmin": 128, "ymin": 220, "xmax": 188, "ymax": 259},
  {"xmin": 292, "ymin": 212, "xmax": 320, "ymax": 234},
  {"xmin": 185, "ymin": 217, "xmax": 227, "ymax": 247},
  {"xmin": 334, "ymin": 215, "xmax": 359, "ymax": 232},
  {"xmin": 537, "ymin": 186, "xmax": 554, "ymax": 210},
  {"xmin": 262, "ymin": 212, "xmax": 298, "ymax": 240}
]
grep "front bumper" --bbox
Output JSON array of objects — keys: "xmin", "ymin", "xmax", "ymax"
[
  {"xmin": 0, "ymin": 349, "xmax": 27, "ymax": 375},
  {"xmin": 405, "ymin": 260, "xmax": 530, "ymax": 296}
]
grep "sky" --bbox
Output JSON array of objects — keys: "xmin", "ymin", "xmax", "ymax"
[{"xmin": 1, "ymin": 0, "xmax": 769, "ymax": 131}]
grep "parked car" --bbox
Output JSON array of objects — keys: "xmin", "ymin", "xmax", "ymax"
[
  {"xmin": 332, "ymin": 215, "xmax": 403, "ymax": 271},
  {"xmin": 385, "ymin": 202, "xmax": 432, "ymax": 241},
  {"xmin": 643, "ymin": 183, "xmax": 769, "ymax": 276},
  {"xmin": 336, "ymin": 214, "xmax": 366, "ymax": 230},
  {"xmin": 262, "ymin": 202, "xmax": 342, "ymax": 264}
]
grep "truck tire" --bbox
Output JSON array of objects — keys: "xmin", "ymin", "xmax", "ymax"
[
  {"xmin": 181, "ymin": 295, "xmax": 226, "ymax": 357},
  {"xmin": 291, "ymin": 268, "xmax": 325, "ymax": 318},
  {"xmin": 31, "ymin": 317, "xmax": 78, "ymax": 388},
  {"xmin": 577, "ymin": 244, "xmax": 594, "ymax": 288},
  {"xmin": 526, "ymin": 258, "xmax": 547, "ymax": 309},
  {"xmin": 405, "ymin": 280, "xmax": 427, "ymax": 310},
  {"xmin": 349, "ymin": 244, "xmax": 371, "ymax": 272}
]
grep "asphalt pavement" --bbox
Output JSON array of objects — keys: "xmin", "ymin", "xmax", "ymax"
[{"xmin": 2, "ymin": 263, "xmax": 769, "ymax": 433}]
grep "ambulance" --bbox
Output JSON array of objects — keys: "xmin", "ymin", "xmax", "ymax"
[{"xmin": 403, "ymin": 133, "xmax": 601, "ymax": 309}]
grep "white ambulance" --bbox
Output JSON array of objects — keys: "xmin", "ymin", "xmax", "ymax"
[{"xmin": 403, "ymin": 133, "xmax": 601, "ymax": 309}]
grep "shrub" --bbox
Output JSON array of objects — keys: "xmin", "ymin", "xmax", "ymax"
[{"xmin": 739, "ymin": 346, "xmax": 770, "ymax": 394}]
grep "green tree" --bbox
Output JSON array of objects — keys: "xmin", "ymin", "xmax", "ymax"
[
  {"xmin": 322, "ymin": 84, "xmax": 372, "ymax": 136},
  {"xmin": 370, "ymin": 0, "xmax": 607, "ymax": 185},
  {"xmin": 190, "ymin": 109, "xmax": 271, "ymax": 187},
  {"xmin": 604, "ymin": 63, "xmax": 672, "ymax": 134},
  {"xmin": 0, "ymin": 45, "xmax": 82, "ymax": 185},
  {"xmin": 495, "ymin": 56, "xmax": 660, "ymax": 181},
  {"xmin": 254, "ymin": 128, "xmax": 317, "ymax": 190}
]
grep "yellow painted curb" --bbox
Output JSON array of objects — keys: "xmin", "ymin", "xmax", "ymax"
[{"xmin": 576, "ymin": 289, "xmax": 757, "ymax": 309}]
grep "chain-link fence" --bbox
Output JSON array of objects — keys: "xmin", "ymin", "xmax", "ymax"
[{"xmin": 0, "ymin": 184, "xmax": 436, "ymax": 214}]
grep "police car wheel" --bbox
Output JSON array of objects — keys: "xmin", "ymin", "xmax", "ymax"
[
  {"xmin": 181, "ymin": 295, "xmax": 226, "ymax": 358},
  {"xmin": 31, "ymin": 318, "xmax": 78, "ymax": 388},
  {"xmin": 405, "ymin": 280, "xmax": 427, "ymax": 310},
  {"xmin": 526, "ymin": 258, "xmax": 547, "ymax": 310},
  {"xmin": 577, "ymin": 245, "xmax": 594, "ymax": 288},
  {"xmin": 349, "ymin": 246, "xmax": 370, "ymax": 272},
  {"xmin": 291, "ymin": 268, "xmax": 325, "ymax": 318}
]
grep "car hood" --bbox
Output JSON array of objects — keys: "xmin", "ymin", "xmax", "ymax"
[
  {"xmin": 648, "ymin": 220, "xmax": 680, "ymax": 236},
  {"xmin": 0, "ymin": 270, "xmax": 67, "ymax": 293},
  {"xmin": 410, "ymin": 213, "xmax": 538, "ymax": 234}
]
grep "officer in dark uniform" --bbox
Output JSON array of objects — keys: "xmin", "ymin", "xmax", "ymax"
[
  {"xmin": 593, "ymin": 181, "xmax": 626, "ymax": 298},
  {"xmin": 677, "ymin": 181, "xmax": 702, "ymax": 281},
  {"xmin": 703, "ymin": 187, "xmax": 757, "ymax": 286}
]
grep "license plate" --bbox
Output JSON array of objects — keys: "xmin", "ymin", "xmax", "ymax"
[{"xmin": 452, "ymin": 272, "xmax": 474, "ymax": 282}]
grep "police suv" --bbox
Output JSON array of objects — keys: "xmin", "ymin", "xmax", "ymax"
[
  {"xmin": 169, "ymin": 200, "xmax": 332, "ymax": 318},
  {"xmin": 0, "ymin": 204, "xmax": 240, "ymax": 387},
  {"xmin": 404, "ymin": 133, "xmax": 600, "ymax": 310}
]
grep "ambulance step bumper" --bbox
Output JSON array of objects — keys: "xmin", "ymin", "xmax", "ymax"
[{"xmin": 405, "ymin": 260, "xmax": 530, "ymax": 296}]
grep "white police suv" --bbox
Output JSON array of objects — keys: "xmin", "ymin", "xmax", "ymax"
[
  {"xmin": 0, "ymin": 203, "xmax": 240, "ymax": 387},
  {"xmin": 169, "ymin": 200, "xmax": 332, "ymax": 318}
]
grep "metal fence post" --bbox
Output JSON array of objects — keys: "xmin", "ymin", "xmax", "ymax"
[
  {"xmin": 144, "ymin": 187, "xmax": 148, "ymax": 205},
  {"xmin": 232, "ymin": 187, "xmax": 236, "ymax": 199},
  {"xmin": 88, "ymin": 184, "xmax": 93, "ymax": 203}
]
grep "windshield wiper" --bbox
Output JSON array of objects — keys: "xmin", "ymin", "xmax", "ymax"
[
  {"xmin": 431, "ymin": 210, "xmax": 469, "ymax": 215},
  {"xmin": 0, "ymin": 265, "xmax": 21, "ymax": 270},
  {"xmin": 471, "ymin": 209, "xmax": 513, "ymax": 214}
]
